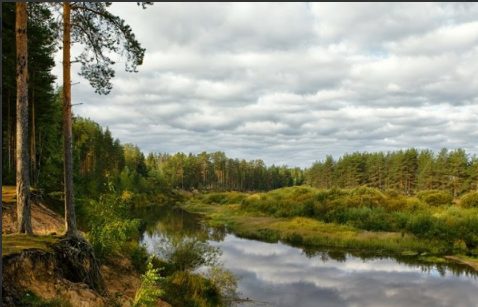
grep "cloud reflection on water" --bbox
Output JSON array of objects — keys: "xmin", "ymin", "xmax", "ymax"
[{"xmin": 209, "ymin": 235, "xmax": 478, "ymax": 307}]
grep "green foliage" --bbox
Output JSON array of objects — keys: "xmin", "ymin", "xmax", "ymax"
[
  {"xmin": 86, "ymin": 194, "xmax": 141, "ymax": 259},
  {"xmin": 133, "ymin": 258, "xmax": 164, "ymax": 307},
  {"xmin": 162, "ymin": 271, "xmax": 221, "ymax": 307},
  {"xmin": 200, "ymin": 265, "xmax": 241, "ymax": 307},
  {"xmin": 151, "ymin": 234, "xmax": 239, "ymax": 307},
  {"xmin": 2, "ymin": 2, "xmax": 60, "ymax": 188},
  {"xmin": 305, "ymin": 148, "xmax": 478, "ymax": 196},
  {"xmin": 200, "ymin": 192, "xmax": 247, "ymax": 205},
  {"xmin": 349, "ymin": 186, "xmax": 386, "ymax": 208},
  {"xmin": 73, "ymin": 116, "xmax": 125, "ymax": 199},
  {"xmin": 52, "ymin": 2, "xmax": 150, "ymax": 95},
  {"xmin": 460, "ymin": 191, "xmax": 478, "ymax": 208},
  {"xmin": 416, "ymin": 190, "xmax": 454, "ymax": 207},
  {"xmin": 145, "ymin": 151, "xmax": 305, "ymax": 192},
  {"xmin": 130, "ymin": 244, "xmax": 150, "ymax": 273},
  {"xmin": 20, "ymin": 291, "xmax": 72, "ymax": 307},
  {"xmin": 205, "ymin": 186, "xmax": 478, "ymax": 254},
  {"xmin": 155, "ymin": 236, "xmax": 222, "ymax": 272}
]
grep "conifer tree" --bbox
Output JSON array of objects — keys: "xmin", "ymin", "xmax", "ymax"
[
  {"xmin": 50, "ymin": 2, "xmax": 152, "ymax": 237},
  {"xmin": 15, "ymin": 2, "xmax": 33, "ymax": 235}
]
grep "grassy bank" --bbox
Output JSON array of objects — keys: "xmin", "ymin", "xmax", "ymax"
[
  {"xmin": 181, "ymin": 187, "xmax": 478, "ymax": 262},
  {"xmin": 182, "ymin": 202, "xmax": 445, "ymax": 255},
  {"xmin": 2, "ymin": 234, "xmax": 58, "ymax": 257}
]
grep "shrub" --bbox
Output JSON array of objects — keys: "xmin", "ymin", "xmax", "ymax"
[
  {"xmin": 347, "ymin": 188, "xmax": 385, "ymax": 208},
  {"xmin": 133, "ymin": 258, "xmax": 164, "ymax": 307},
  {"xmin": 385, "ymin": 189, "xmax": 401, "ymax": 198},
  {"xmin": 162, "ymin": 271, "xmax": 220, "ymax": 307},
  {"xmin": 202, "ymin": 193, "xmax": 229, "ymax": 205},
  {"xmin": 416, "ymin": 190, "xmax": 453, "ymax": 207},
  {"xmin": 130, "ymin": 244, "xmax": 150, "ymax": 273},
  {"xmin": 154, "ymin": 236, "xmax": 222, "ymax": 272},
  {"xmin": 200, "ymin": 265, "xmax": 241, "ymax": 307},
  {"xmin": 460, "ymin": 191, "xmax": 478, "ymax": 208},
  {"xmin": 86, "ymin": 194, "xmax": 141, "ymax": 258},
  {"xmin": 406, "ymin": 212, "xmax": 435, "ymax": 238},
  {"xmin": 404, "ymin": 197, "xmax": 428, "ymax": 212},
  {"xmin": 315, "ymin": 187, "xmax": 349, "ymax": 203}
]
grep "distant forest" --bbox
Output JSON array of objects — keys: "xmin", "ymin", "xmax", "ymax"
[{"xmin": 3, "ymin": 2, "xmax": 478, "ymax": 200}]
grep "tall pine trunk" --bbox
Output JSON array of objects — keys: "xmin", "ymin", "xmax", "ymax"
[
  {"xmin": 30, "ymin": 72, "xmax": 37, "ymax": 187},
  {"xmin": 63, "ymin": 2, "xmax": 78, "ymax": 237},
  {"xmin": 16, "ymin": 2, "xmax": 33, "ymax": 235}
]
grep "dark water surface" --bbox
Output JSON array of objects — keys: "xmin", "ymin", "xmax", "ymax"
[{"xmin": 140, "ymin": 207, "xmax": 478, "ymax": 307}]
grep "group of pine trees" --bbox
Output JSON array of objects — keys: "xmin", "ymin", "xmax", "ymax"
[
  {"xmin": 146, "ymin": 152, "xmax": 305, "ymax": 192},
  {"xmin": 2, "ymin": 2, "xmax": 151, "ymax": 235},
  {"xmin": 306, "ymin": 148, "xmax": 478, "ymax": 196}
]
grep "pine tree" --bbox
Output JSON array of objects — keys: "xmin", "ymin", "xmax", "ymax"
[
  {"xmin": 15, "ymin": 2, "xmax": 33, "ymax": 235},
  {"xmin": 48, "ymin": 2, "xmax": 153, "ymax": 237}
]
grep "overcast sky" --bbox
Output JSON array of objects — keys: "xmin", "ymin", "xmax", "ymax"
[{"xmin": 53, "ymin": 2, "xmax": 478, "ymax": 168}]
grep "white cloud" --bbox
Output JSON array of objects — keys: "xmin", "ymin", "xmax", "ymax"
[{"xmin": 53, "ymin": 2, "xmax": 478, "ymax": 168}]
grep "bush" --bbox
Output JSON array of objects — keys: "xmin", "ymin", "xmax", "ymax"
[
  {"xmin": 406, "ymin": 212, "xmax": 435, "ymax": 238},
  {"xmin": 460, "ymin": 191, "xmax": 478, "ymax": 208},
  {"xmin": 416, "ymin": 190, "xmax": 453, "ymax": 207},
  {"xmin": 152, "ymin": 235, "xmax": 239, "ymax": 306},
  {"xmin": 86, "ymin": 194, "xmax": 141, "ymax": 258},
  {"xmin": 130, "ymin": 244, "xmax": 150, "ymax": 273},
  {"xmin": 154, "ymin": 236, "xmax": 222, "ymax": 272},
  {"xmin": 202, "ymin": 193, "xmax": 229, "ymax": 205},
  {"xmin": 162, "ymin": 271, "xmax": 221, "ymax": 307},
  {"xmin": 200, "ymin": 265, "xmax": 241, "ymax": 307},
  {"xmin": 133, "ymin": 258, "xmax": 164, "ymax": 307}
]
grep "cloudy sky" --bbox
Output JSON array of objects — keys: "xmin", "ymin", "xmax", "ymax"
[{"xmin": 53, "ymin": 2, "xmax": 478, "ymax": 168}]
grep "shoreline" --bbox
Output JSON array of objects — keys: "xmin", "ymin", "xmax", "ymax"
[
  {"xmin": 444, "ymin": 256, "xmax": 478, "ymax": 272},
  {"xmin": 181, "ymin": 202, "xmax": 478, "ymax": 273}
]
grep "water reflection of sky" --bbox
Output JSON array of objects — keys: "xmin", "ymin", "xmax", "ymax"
[
  {"xmin": 207, "ymin": 235, "xmax": 478, "ymax": 307},
  {"xmin": 140, "ymin": 209, "xmax": 478, "ymax": 307}
]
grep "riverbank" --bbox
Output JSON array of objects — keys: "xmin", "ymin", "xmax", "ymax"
[
  {"xmin": 2, "ymin": 186, "xmax": 170, "ymax": 307},
  {"xmin": 180, "ymin": 200, "xmax": 478, "ymax": 272},
  {"xmin": 444, "ymin": 256, "xmax": 478, "ymax": 271}
]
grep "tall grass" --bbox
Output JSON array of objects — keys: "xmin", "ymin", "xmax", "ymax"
[{"xmin": 190, "ymin": 187, "xmax": 478, "ymax": 256}]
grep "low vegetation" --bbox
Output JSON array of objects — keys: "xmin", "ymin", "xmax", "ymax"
[
  {"xmin": 1, "ymin": 234, "xmax": 58, "ymax": 257},
  {"xmin": 183, "ymin": 187, "xmax": 478, "ymax": 258}
]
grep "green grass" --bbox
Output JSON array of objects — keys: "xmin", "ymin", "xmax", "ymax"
[
  {"xmin": 182, "ymin": 200, "xmax": 446, "ymax": 254},
  {"xmin": 2, "ymin": 185, "xmax": 17, "ymax": 203},
  {"xmin": 183, "ymin": 187, "xmax": 478, "ymax": 256},
  {"xmin": 20, "ymin": 291, "xmax": 73, "ymax": 307},
  {"xmin": 2, "ymin": 186, "xmax": 61, "ymax": 257},
  {"xmin": 2, "ymin": 233, "xmax": 59, "ymax": 257}
]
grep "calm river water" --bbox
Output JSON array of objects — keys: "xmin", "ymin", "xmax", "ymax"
[{"xmin": 140, "ymin": 207, "xmax": 478, "ymax": 307}]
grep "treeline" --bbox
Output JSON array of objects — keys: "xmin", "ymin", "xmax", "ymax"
[
  {"xmin": 4, "ymin": 104, "xmax": 305, "ymax": 199},
  {"xmin": 306, "ymin": 149, "xmax": 478, "ymax": 197},
  {"xmin": 146, "ymin": 152, "xmax": 305, "ymax": 192}
]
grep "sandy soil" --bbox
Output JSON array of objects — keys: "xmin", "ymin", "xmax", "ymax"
[
  {"xmin": 3, "ymin": 201, "xmax": 65, "ymax": 235},
  {"xmin": 444, "ymin": 256, "xmax": 478, "ymax": 272}
]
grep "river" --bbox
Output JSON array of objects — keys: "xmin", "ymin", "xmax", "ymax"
[{"xmin": 139, "ymin": 206, "xmax": 478, "ymax": 307}]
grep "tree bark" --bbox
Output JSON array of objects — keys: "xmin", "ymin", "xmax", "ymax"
[
  {"xmin": 30, "ymin": 78, "xmax": 37, "ymax": 187},
  {"xmin": 16, "ymin": 2, "xmax": 33, "ymax": 235},
  {"xmin": 63, "ymin": 2, "xmax": 78, "ymax": 237}
]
